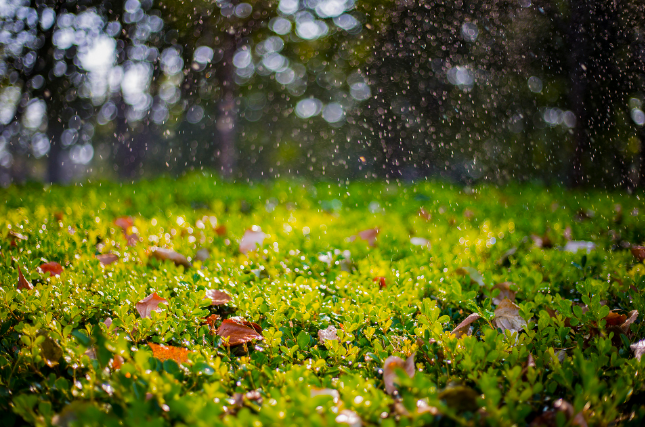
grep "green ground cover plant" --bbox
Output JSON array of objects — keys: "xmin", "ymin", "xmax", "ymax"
[{"xmin": 2, "ymin": 174, "xmax": 645, "ymax": 426}]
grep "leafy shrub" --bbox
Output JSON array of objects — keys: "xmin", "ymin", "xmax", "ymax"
[{"xmin": 1, "ymin": 174, "xmax": 645, "ymax": 426}]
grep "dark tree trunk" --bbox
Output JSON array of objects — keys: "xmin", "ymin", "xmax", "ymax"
[{"xmin": 47, "ymin": 117, "xmax": 64, "ymax": 183}]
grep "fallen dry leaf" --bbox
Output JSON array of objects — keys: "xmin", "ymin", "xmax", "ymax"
[
  {"xmin": 114, "ymin": 216, "xmax": 134, "ymax": 231},
  {"xmin": 383, "ymin": 353, "xmax": 415, "ymax": 395},
  {"xmin": 631, "ymin": 339, "xmax": 645, "ymax": 361},
  {"xmin": 631, "ymin": 246, "xmax": 645, "ymax": 262},
  {"xmin": 373, "ymin": 277, "xmax": 387, "ymax": 289},
  {"xmin": 17, "ymin": 264, "xmax": 33, "ymax": 291},
  {"xmin": 204, "ymin": 289, "xmax": 231, "ymax": 305},
  {"xmin": 621, "ymin": 310, "xmax": 638, "ymax": 334},
  {"xmin": 216, "ymin": 318, "xmax": 264, "ymax": 346},
  {"xmin": 136, "ymin": 292, "xmax": 168, "ymax": 319},
  {"xmin": 604, "ymin": 311, "xmax": 627, "ymax": 327},
  {"xmin": 451, "ymin": 313, "xmax": 481, "ymax": 338},
  {"xmin": 493, "ymin": 298, "xmax": 527, "ymax": 334},
  {"xmin": 148, "ymin": 343, "xmax": 189, "ymax": 364},
  {"xmin": 195, "ymin": 248, "xmax": 210, "ymax": 262},
  {"xmin": 492, "ymin": 282, "xmax": 516, "ymax": 305},
  {"xmin": 96, "ymin": 253, "xmax": 119, "ymax": 266},
  {"xmin": 8, "ymin": 230, "xmax": 28, "ymax": 247},
  {"xmin": 215, "ymin": 224, "xmax": 227, "ymax": 236},
  {"xmin": 351, "ymin": 228, "xmax": 379, "ymax": 246},
  {"xmin": 39, "ymin": 261, "xmax": 63, "ymax": 277},
  {"xmin": 125, "ymin": 233, "xmax": 139, "ymax": 247},
  {"xmin": 239, "ymin": 228, "xmax": 266, "ymax": 254},
  {"xmin": 318, "ymin": 325, "xmax": 339, "ymax": 344},
  {"xmin": 151, "ymin": 247, "xmax": 191, "ymax": 268},
  {"xmin": 203, "ymin": 314, "xmax": 220, "ymax": 334}
]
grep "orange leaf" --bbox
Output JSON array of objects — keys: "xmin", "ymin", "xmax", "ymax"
[
  {"xmin": 39, "ymin": 261, "xmax": 63, "ymax": 277},
  {"xmin": 604, "ymin": 311, "xmax": 627, "ymax": 327},
  {"xmin": 215, "ymin": 225, "xmax": 227, "ymax": 236},
  {"xmin": 16, "ymin": 264, "xmax": 33, "ymax": 291},
  {"xmin": 151, "ymin": 247, "xmax": 191, "ymax": 268},
  {"xmin": 205, "ymin": 289, "xmax": 231, "ymax": 305},
  {"xmin": 217, "ymin": 318, "xmax": 264, "ymax": 346},
  {"xmin": 148, "ymin": 343, "xmax": 189, "ymax": 364},
  {"xmin": 136, "ymin": 292, "xmax": 168, "ymax": 319},
  {"xmin": 203, "ymin": 314, "xmax": 220, "ymax": 333},
  {"xmin": 97, "ymin": 253, "xmax": 119, "ymax": 266}
]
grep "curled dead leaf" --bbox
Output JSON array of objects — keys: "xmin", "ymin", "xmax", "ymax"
[
  {"xmin": 451, "ymin": 313, "xmax": 481, "ymax": 338},
  {"xmin": 621, "ymin": 310, "xmax": 638, "ymax": 334},
  {"xmin": 318, "ymin": 325, "xmax": 339, "ymax": 344},
  {"xmin": 493, "ymin": 298, "xmax": 527, "ymax": 334},
  {"xmin": 16, "ymin": 264, "xmax": 33, "ymax": 291},
  {"xmin": 383, "ymin": 353, "xmax": 415, "ymax": 395},
  {"xmin": 492, "ymin": 282, "xmax": 516, "ymax": 305},
  {"xmin": 203, "ymin": 314, "xmax": 220, "ymax": 334},
  {"xmin": 96, "ymin": 253, "xmax": 119, "ymax": 266},
  {"xmin": 151, "ymin": 247, "xmax": 191, "ymax": 268},
  {"xmin": 205, "ymin": 289, "xmax": 231, "ymax": 306},
  {"xmin": 148, "ymin": 342, "xmax": 189, "ymax": 364},
  {"xmin": 39, "ymin": 261, "xmax": 63, "ymax": 277},
  {"xmin": 216, "ymin": 318, "xmax": 264, "ymax": 346},
  {"xmin": 136, "ymin": 292, "xmax": 168, "ymax": 319},
  {"xmin": 239, "ymin": 228, "xmax": 266, "ymax": 254}
]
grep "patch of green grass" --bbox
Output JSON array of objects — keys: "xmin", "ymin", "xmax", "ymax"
[{"xmin": 1, "ymin": 174, "xmax": 645, "ymax": 426}]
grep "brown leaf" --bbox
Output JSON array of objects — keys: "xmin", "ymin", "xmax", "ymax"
[
  {"xmin": 114, "ymin": 216, "xmax": 134, "ymax": 231},
  {"xmin": 632, "ymin": 246, "xmax": 645, "ymax": 262},
  {"xmin": 383, "ymin": 353, "xmax": 415, "ymax": 395},
  {"xmin": 604, "ymin": 311, "xmax": 627, "ymax": 327},
  {"xmin": 148, "ymin": 342, "xmax": 189, "ymax": 364},
  {"xmin": 195, "ymin": 248, "xmax": 210, "ymax": 262},
  {"xmin": 492, "ymin": 282, "xmax": 516, "ymax": 305},
  {"xmin": 215, "ymin": 225, "xmax": 227, "ymax": 236},
  {"xmin": 318, "ymin": 325, "xmax": 339, "ymax": 344},
  {"xmin": 112, "ymin": 355, "xmax": 124, "ymax": 370},
  {"xmin": 631, "ymin": 339, "xmax": 645, "ymax": 361},
  {"xmin": 216, "ymin": 318, "xmax": 264, "ymax": 346},
  {"xmin": 38, "ymin": 261, "xmax": 63, "ymax": 277},
  {"xmin": 136, "ymin": 292, "xmax": 168, "ymax": 319},
  {"xmin": 151, "ymin": 247, "xmax": 191, "ymax": 268},
  {"xmin": 203, "ymin": 314, "xmax": 220, "ymax": 334},
  {"xmin": 239, "ymin": 228, "xmax": 266, "ymax": 254},
  {"xmin": 451, "ymin": 313, "xmax": 481, "ymax": 338},
  {"xmin": 204, "ymin": 289, "xmax": 231, "ymax": 306},
  {"xmin": 353, "ymin": 228, "xmax": 379, "ymax": 246},
  {"xmin": 418, "ymin": 208, "xmax": 432, "ymax": 221},
  {"xmin": 621, "ymin": 310, "xmax": 638, "ymax": 334},
  {"xmin": 17, "ymin": 264, "xmax": 33, "ymax": 291},
  {"xmin": 8, "ymin": 230, "xmax": 28, "ymax": 247},
  {"xmin": 493, "ymin": 299, "xmax": 527, "ymax": 334},
  {"xmin": 96, "ymin": 253, "xmax": 119, "ymax": 266},
  {"xmin": 125, "ymin": 233, "xmax": 139, "ymax": 247},
  {"xmin": 373, "ymin": 276, "xmax": 387, "ymax": 289}
]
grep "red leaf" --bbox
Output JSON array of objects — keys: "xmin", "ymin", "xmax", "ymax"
[
  {"xmin": 217, "ymin": 318, "xmax": 264, "ymax": 346},
  {"xmin": 151, "ymin": 247, "xmax": 191, "ymax": 268},
  {"xmin": 354, "ymin": 228, "xmax": 379, "ymax": 246},
  {"xmin": 39, "ymin": 262, "xmax": 63, "ymax": 277},
  {"xmin": 205, "ymin": 289, "xmax": 231, "ymax": 305},
  {"xmin": 373, "ymin": 277, "xmax": 387, "ymax": 289},
  {"xmin": 215, "ymin": 225, "xmax": 227, "ymax": 236},
  {"xmin": 97, "ymin": 253, "xmax": 119, "ymax": 266},
  {"xmin": 148, "ymin": 343, "xmax": 189, "ymax": 364},
  {"xmin": 136, "ymin": 292, "xmax": 168, "ymax": 319},
  {"xmin": 239, "ymin": 228, "xmax": 266, "ymax": 254},
  {"xmin": 17, "ymin": 264, "xmax": 33, "ymax": 291}
]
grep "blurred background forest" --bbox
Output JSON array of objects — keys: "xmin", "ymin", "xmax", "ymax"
[{"xmin": 1, "ymin": 0, "xmax": 644, "ymax": 188}]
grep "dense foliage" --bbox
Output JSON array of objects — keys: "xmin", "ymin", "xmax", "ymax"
[{"xmin": 2, "ymin": 175, "xmax": 645, "ymax": 426}]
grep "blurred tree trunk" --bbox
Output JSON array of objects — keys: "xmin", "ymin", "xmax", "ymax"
[
  {"xmin": 216, "ymin": 37, "xmax": 237, "ymax": 179},
  {"xmin": 47, "ymin": 116, "xmax": 64, "ymax": 183}
]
